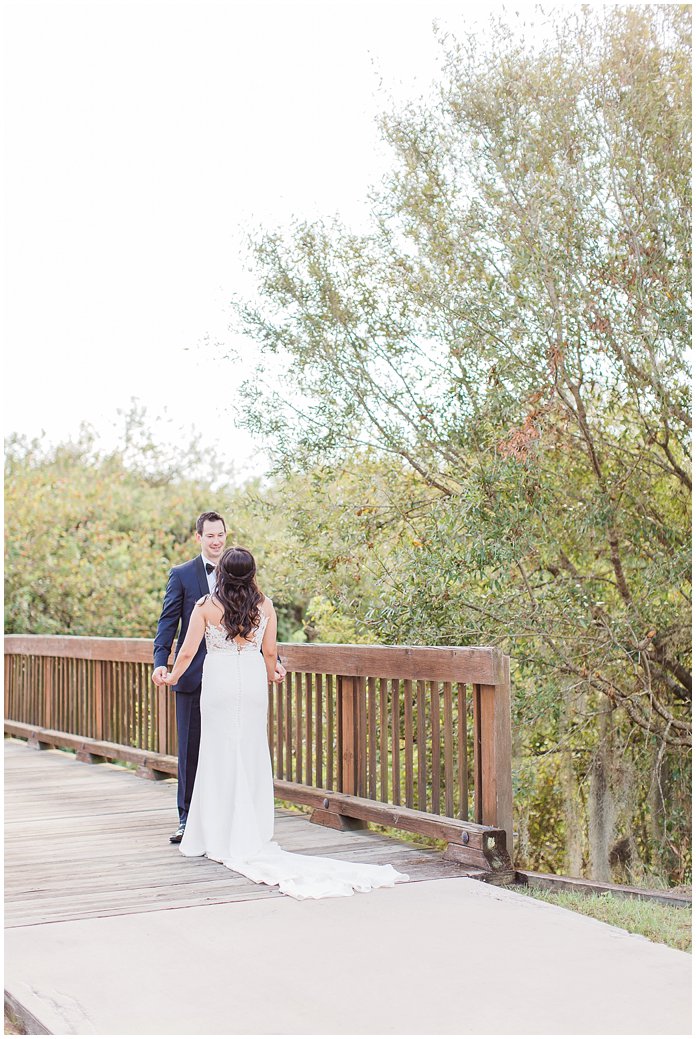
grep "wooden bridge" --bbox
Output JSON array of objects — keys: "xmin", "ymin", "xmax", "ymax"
[
  {"xmin": 5, "ymin": 636, "xmax": 692, "ymax": 1035},
  {"xmin": 4, "ymin": 635, "xmax": 514, "ymax": 878}
]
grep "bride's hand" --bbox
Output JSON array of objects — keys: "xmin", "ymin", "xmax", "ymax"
[{"xmin": 163, "ymin": 672, "xmax": 177, "ymax": 686}]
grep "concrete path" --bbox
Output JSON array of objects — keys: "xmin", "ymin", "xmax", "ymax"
[{"xmin": 6, "ymin": 878, "xmax": 692, "ymax": 1035}]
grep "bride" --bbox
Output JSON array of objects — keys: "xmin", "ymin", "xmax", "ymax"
[{"xmin": 163, "ymin": 546, "xmax": 408, "ymax": 900}]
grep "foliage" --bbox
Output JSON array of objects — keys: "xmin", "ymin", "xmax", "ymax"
[
  {"xmin": 232, "ymin": 6, "xmax": 691, "ymax": 882},
  {"xmin": 3, "ymin": 425, "xmax": 308, "ymax": 639}
]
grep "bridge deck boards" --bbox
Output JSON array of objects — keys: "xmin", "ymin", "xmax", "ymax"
[{"xmin": 5, "ymin": 738, "xmax": 477, "ymax": 927}]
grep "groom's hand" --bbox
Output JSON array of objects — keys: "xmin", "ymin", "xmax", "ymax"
[{"xmin": 152, "ymin": 666, "xmax": 168, "ymax": 686}]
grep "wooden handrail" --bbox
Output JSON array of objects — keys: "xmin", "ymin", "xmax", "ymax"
[
  {"xmin": 4, "ymin": 634, "xmax": 514, "ymax": 872},
  {"xmin": 4, "ymin": 635, "xmax": 506, "ymax": 683}
]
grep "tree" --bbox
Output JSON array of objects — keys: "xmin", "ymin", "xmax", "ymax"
[
  {"xmin": 233, "ymin": 6, "xmax": 691, "ymax": 881},
  {"xmin": 4, "ymin": 424, "xmax": 309, "ymax": 640}
]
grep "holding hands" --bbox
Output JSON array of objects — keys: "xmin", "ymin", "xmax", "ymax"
[{"xmin": 152, "ymin": 662, "xmax": 286, "ymax": 687}]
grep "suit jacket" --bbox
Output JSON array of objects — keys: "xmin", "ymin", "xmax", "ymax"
[{"xmin": 153, "ymin": 556, "xmax": 209, "ymax": 693}]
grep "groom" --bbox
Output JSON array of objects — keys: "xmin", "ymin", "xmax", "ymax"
[{"xmin": 152, "ymin": 511, "xmax": 228, "ymax": 843}]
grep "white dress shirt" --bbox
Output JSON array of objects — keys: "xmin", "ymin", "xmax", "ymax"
[{"xmin": 201, "ymin": 555, "xmax": 217, "ymax": 593}]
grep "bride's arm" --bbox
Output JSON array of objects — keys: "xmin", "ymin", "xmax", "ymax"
[
  {"xmin": 164, "ymin": 604, "xmax": 206, "ymax": 685},
  {"xmin": 261, "ymin": 602, "xmax": 281, "ymax": 683}
]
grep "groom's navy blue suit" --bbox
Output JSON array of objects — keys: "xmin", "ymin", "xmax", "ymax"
[{"xmin": 154, "ymin": 555, "xmax": 210, "ymax": 825}]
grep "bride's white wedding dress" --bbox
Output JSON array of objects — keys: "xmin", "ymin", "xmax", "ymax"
[{"xmin": 180, "ymin": 612, "xmax": 409, "ymax": 899}]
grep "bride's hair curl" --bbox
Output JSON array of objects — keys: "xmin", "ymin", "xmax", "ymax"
[{"xmin": 214, "ymin": 547, "xmax": 263, "ymax": 640}]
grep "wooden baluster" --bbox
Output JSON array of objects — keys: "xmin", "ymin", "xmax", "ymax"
[
  {"xmin": 314, "ymin": 674, "xmax": 323, "ymax": 789},
  {"xmin": 61, "ymin": 657, "xmax": 67, "ymax": 733},
  {"xmin": 326, "ymin": 674, "xmax": 334, "ymax": 790},
  {"xmin": 276, "ymin": 677, "xmax": 284, "ymax": 778},
  {"xmin": 126, "ymin": 662, "xmax": 132, "ymax": 747},
  {"xmin": 284, "ymin": 672, "xmax": 293, "ymax": 783},
  {"xmin": 416, "ymin": 679, "xmax": 427, "ymax": 811},
  {"xmin": 28, "ymin": 656, "xmax": 32, "ymax": 725},
  {"xmin": 431, "ymin": 681, "xmax": 441, "ymax": 815},
  {"xmin": 145, "ymin": 664, "xmax": 152, "ymax": 748},
  {"xmin": 136, "ymin": 664, "xmax": 143, "ymax": 748},
  {"xmin": 367, "ymin": 676, "xmax": 377, "ymax": 801},
  {"xmin": 67, "ymin": 658, "xmax": 74, "ymax": 735},
  {"xmin": 4, "ymin": 655, "xmax": 10, "ymax": 721},
  {"xmin": 26, "ymin": 656, "xmax": 31, "ymax": 724},
  {"xmin": 119, "ymin": 663, "xmax": 125, "ymax": 746},
  {"xmin": 127, "ymin": 664, "xmax": 133, "ymax": 746},
  {"xmin": 142, "ymin": 667, "xmax": 148, "ymax": 749},
  {"xmin": 74, "ymin": 658, "xmax": 80, "ymax": 736},
  {"xmin": 443, "ymin": 681, "xmax": 454, "ymax": 818},
  {"xmin": 102, "ymin": 662, "xmax": 110, "ymax": 743},
  {"xmin": 26, "ymin": 657, "xmax": 32, "ymax": 725},
  {"xmin": 338, "ymin": 675, "xmax": 356, "ymax": 794},
  {"xmin": 76, "ymin": 657, "xmax": 82, "ymax": 735},
  {"xmin": 23, "ymin": 657, "xmax": 29, "ymax": 725},
  {"xmin": 30, "ymin": 656, "xmax": 34, "ymax": 725},
  {"xmin": 136, "ymin": 664, "xmax": 142, "ymax": 747},
  {"xmin": 169, "ymin": 686, "xmax": 178, "ymax": 759},
  {"xmin": 62, "ymin": 657, "xmax": 67, "ymax": 732},
  {"xmin": 357, "ymin": 676, "xmax": 367, "ymax": 798},
  {"xmin": 304, "ymin": 673, "xmax": 312, "ymax": 786},
  {"xmin": 79, "ymin": 660, "xmax": 86, "ymax": 737},
  {"xmin": 404, "ymin": 679, "xmax": 414, "ymax": 808},
  {"xmin": 88, "ymin": 660, "xmax": 93, "ymax": 738},
  {"xmin": 472, "ymin": 683, "xmax": 482, "ymax": 823},
  {"xmin": 83, "ymin": 659, "xmax": 89, "ymax": 736},
  {"xmin": 294, "ymin": 671, "xmax": 303, "ymax": 783},
  {"xmin": 157, "ymin": 684, "xmax": 168, "ymax": 755},
  {"xmin": 268, "ymin": 672, "xmax": 275, "ymax": 757},
  {"xmin": 459, "ymin": 683, "xmax": 469, "ymax": 821},
  {"xmin": 379, "ymin": 677, "xmax": 388, "ymax": 802},
  {"xmin": 391, "ymin": 678, "xmax": 400, "ymax": 805}
]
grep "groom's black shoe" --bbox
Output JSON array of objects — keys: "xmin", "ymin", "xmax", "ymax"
[{"xmin": 169, "ymin": 824, "xmax": 185, "ymax": 844}]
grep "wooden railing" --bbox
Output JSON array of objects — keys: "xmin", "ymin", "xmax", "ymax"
[{"xmin": 4, "ymin": 635, "xmax": 514, "ymax": 876}]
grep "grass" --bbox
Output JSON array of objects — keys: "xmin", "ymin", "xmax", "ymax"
[{"xmin": 512, "ymin": 885, "xmax": 692, "ymax": 953}]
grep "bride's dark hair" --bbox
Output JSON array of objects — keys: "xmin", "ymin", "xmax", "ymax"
[{"xmin": 214, "ymin": 547, "xmax": 263, "ymax": 640}]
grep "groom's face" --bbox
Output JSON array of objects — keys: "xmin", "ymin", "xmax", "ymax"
[{"xmin": 196, "ymin": 520, "xmax": 227, "ymax": 562}]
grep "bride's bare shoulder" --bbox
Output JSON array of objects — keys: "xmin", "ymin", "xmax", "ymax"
[{"xmin": 196, "ymin": 594, "xmax": 223, "ymax": 621}]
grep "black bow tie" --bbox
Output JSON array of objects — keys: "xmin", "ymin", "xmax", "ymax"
[{"xmin": 205, "ymin": 563, "xmax": 215, "ymax": 575}]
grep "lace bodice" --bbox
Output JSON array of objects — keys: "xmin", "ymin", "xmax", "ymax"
[{"xmin": 205, "ymin": 615, "xmax": 269, "ymax": 654}]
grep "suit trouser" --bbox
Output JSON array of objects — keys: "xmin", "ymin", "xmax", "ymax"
[{"xmin": 175, "ymin": 686, "xmax": 201, "ymax": 824}]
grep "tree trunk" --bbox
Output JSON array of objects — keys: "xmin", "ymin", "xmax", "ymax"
[
  {"xmin": 560, "ymin": 685, "xmax": 584, "ymax": 877},
  {"xmin": 588, "ymin": 706, "xmax": 616, "ymax": 882}
]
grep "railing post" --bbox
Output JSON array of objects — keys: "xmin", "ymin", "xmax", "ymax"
[{"xmin": 474, "ymin": 654, "xmax": 513, "ymax": 853}]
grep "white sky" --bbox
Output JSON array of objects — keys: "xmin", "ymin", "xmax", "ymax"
[{"xmin": 2, "ymin": 0, "xmax": 496, "ymax": 481}]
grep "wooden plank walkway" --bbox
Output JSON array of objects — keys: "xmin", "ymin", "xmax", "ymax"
[{"xmin": 5, "ymin": 737, "xmax": 478, "ymax": 928}]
